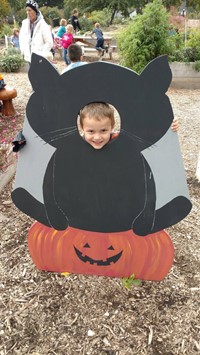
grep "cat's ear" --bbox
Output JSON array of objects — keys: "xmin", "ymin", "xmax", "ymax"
[
  {"xmin": 28, "ymin": 54, "xmax": 60, "ymax": 92},
  {"xmin": 140, "ymin": 55, "xmax": 172, "ymax": 93}
]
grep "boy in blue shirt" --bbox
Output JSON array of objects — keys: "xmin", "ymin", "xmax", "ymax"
[
  {"xmin": 91, "ymin": 23, "xmax": 106, "ymax": 57},
  {"xmin": 62, "ymin": 44, "xmax": 87, "ymax": 73}
]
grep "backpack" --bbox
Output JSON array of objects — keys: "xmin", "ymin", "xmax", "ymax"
[{"xmin": 62, "ymin": 33, "xmax": 73, "ymax": 49}]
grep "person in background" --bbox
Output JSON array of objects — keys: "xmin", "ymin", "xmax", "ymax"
[
  {"xmin": 61, "ymin": 24, "xmax": 74, "ymax": 66},
  {"xmin": 10, "ymin": 28, "xmax": 20, "ymax": 49},
  {"xmin": 19, "ymin": 0, "xmax": 53, "ymax": 65},
  {"xmin": 71, "ymin": 9, "xmax": 81, "ymax": 34},
  {"xmin": 168, "ymin": 24, "xmax": 176, "ymax": 36},
  {"xmin": 49, "ymin": 25, "xmax": 57, "ymax": 64},
  {"xmin": 62, "ymin": 43, "xmax": 87, "ymax": 74},
  {"xmin": 91, "ymin": 22, "xmax": 106, "ymax": 57},
  {"xmin": 53, "ymin": 19, "xmax": 67, "ymax": 56},
  {"xmin": 55, "ymin": 18, "xmax": 67, "ymax": 38}
]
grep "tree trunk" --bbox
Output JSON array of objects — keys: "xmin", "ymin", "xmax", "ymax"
[{"xmin": 110, "ymin": 8, "xmax": 117, "ymax": 25}]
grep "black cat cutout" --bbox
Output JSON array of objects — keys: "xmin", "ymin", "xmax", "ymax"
[{"xmin": 12, "ymin": 54, "xmax": 192, "ymax": 236}]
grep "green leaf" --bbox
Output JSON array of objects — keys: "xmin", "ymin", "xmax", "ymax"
[{"xmin": 122, "ymin": 274, "xmax": 141, "ymax": 289}]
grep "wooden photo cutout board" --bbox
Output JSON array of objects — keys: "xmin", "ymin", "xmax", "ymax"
[{"xmin": 12, "ymin": 54, "xmax": 192, "ymax": 280}]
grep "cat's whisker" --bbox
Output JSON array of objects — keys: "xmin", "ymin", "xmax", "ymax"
[
  {"xmin": 121, "ymin": 129, "xmax": 154, "ymax": 147},
  {"xmin": 44, "ymin": 128, "xmax": 77, "ymax": 144},
  {"xmin": 36, "ymin": 126, "xmax": 77, "ymax": 139}
]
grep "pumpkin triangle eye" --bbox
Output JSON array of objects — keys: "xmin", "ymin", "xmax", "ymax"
[
  {"xmin": 83, "ymin": 243, "xmax": 90, "ymax": 248},
  {"xmin": 108, "ymin": 245, "xmax": 114, "ymax": 250}
]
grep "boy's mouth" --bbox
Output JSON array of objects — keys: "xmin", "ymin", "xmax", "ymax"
[
  {"xmin": 91, "ymin": 141, "xmax": 105, "ymax": 149},
  {"xmin": 92, "ymin": 140, "xmax": 103, "ymax": 145}
]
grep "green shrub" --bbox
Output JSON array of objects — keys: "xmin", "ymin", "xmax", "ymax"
[
  {"xmin": 88, "ymin": 9, "xmax": 111, "ymax": 28},
  {"xmin": 79, "ymin": 17, "xmax": 93, "ymax": 33},
  {"xmin": 193, "ymin": 60, "xmax": 200, "ymax": 72},
  {"xmin": 117, "ymin": 0, "xmax": 177, "ymax": 73},
  {"xmin": 40, "ymin": 6, "xmax": 64, "ymax": 26},
  {"xmin": 169, "ymin": 29, "xmax": 200, "ymax": 63},
  {"xmin": 0, "ymin": 23, "xmax": 13, "ymax": 38},
  {"xmin": 0, "ymin": 49, "xmax": 25, "ymax": 72},
  {"xmin": 169, "ymin": 47, "xmax": 198, "ymax": 62},
  {"xmin": 14, "ymin": 8, "xmax": 26, "ymax": 26},
  {"xmin": 186, "ymin": 28, "xmax": 200, "ymax": 60}
]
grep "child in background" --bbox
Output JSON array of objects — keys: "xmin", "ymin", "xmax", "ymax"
[
  {"xmin": 56, "ymin": 18, "xmax": 67, "ymax": 38},
  {"xmin": 10, "ymin": 28, "xmax": 20, "ymax": 49},
  {"xmin": 91, "ymin": 23, "xmax": 106, "ymax": 57},
  {"xmin": 62, "ymin": 44, "xmax": 87, "ymax": 73},
  {"xmin": 54, "ymin": 19, "xmax": 67, "ymax": 54},
  {"xmin": 49, "ymin": 25, "xmax": 57, "ymax": 64},
  {"xmin": 71, "ymin": 9, "xmax": 81, "ymax": 34},
  {"xmin": 61, "ymin": 24, "xmax": 74, "ymax": 65}
]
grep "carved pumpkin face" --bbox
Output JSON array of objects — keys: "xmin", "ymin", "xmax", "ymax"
[
  {"xmin": 74, "ymin": 243, "xmax": 123, "ymax": 266},
  {"xmin": 28, "ymin": 222, "xmax": 174, "ymax": 281}
]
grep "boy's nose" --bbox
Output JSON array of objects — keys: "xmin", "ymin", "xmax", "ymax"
[{"xmin": 94, "ymin": 133, "xmax": 101, "ymax": 140}]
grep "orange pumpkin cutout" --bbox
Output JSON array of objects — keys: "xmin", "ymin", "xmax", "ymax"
[{"xmin": 28, "ymin": 222, "xmax": 174, "ymax": 281}]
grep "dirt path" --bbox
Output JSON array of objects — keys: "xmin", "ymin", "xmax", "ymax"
[{"xmin": 0, "ymin": 58, "xmax": 200, "ymax": 355}]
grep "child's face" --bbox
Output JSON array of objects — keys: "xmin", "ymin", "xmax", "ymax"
[
  {"xmin": 67, "ymin": 27, "xmax": 73, "ymax": 34},
  {"xmin": 82, "ymin": 116, "xmax": 113, "ymax": 149}
]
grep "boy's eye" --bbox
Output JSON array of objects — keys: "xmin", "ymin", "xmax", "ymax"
[{"xmin": 101, "ymin": 129, "xmax": 107, "ymax": 133}]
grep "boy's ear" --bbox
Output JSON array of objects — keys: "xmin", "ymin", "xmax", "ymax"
[{"xmin": 80, "ymin": 55, "xmax": 83, "ymax": 61}]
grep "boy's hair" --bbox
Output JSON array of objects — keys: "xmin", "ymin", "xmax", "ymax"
[
  {"xmin": 95, "ymin": 23, "xmax": 100, "ymax": 28},
  {"xmin": 68, "ymin": 44, "xmax": 82, "ymax": 61},
  {"xmin": 13, "ymin": 28, "xmax": 19, "ymax": 35},
  {"xmin": 60, "ymin": 18, "xmax": 67, "ymax": 26},
  {"xmin": 80, "ymin": 102, "xmax": 115, "ymax": 128},
  {"xmin": 73, "ymin": 8, "xmax": 78, "ymax": 14}
]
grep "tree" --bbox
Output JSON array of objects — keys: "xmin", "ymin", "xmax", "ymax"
[
  {"xmin": 107, "ymin": 0, "xmax": 135, "ymax": 24},
  {"xmin": 63, "ymin": 0, "xmax": 135, "ymax": 24},
  {"xmin": 0, "ymin": 0, "xmax": 10, "ymax": 17},
  {"xmin": 130, "ymin": 0, "xmax": 200, "ymax": 13},
  {"xmin": 7, "ymin": 0, "xmax": 24, "ymax": 12},
  {"xmin": 38, "ymin": 0, "xmax": 64, "ymax": 9},
  {"xmin": 117, "ymin": 0, "xmax": 177, "ymax": 72},
  {"xmin": 187, "ymin": 0, "xmax": 200, "ymax": 12},
  {"xmin": 162, "ymin": 0, "xmax": 182, "ymax": 9}
]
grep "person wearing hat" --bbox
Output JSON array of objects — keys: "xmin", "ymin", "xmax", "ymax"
[{"xmin": 19, "ymin": 0, "xmax": 53, "ymax": 64}]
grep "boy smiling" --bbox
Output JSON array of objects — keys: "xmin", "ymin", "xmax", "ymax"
[{"xmin": 79, "ymin": 102, "xmax": 115, "ymax": 149}]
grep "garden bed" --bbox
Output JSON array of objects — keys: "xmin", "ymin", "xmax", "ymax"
[{"xmin": 170, "ymin": 62, "xmax": 200, "ymax": 89}]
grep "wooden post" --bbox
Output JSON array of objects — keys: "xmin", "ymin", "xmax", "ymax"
[
  {"xmin": 196, "ymin": 152, "xmax": 200, "ymax": 181},
  {"xmin": 108, "ymin": 47, "xmax": 113, "ymax": 60}
]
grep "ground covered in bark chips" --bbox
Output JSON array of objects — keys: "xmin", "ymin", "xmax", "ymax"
[{"xmin": 0, "ymin": 55, "xmax": 200, "ymax": 355}]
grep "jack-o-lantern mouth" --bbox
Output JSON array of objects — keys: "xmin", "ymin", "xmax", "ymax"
[{"xmin": 74, "ymin": 246, "xmax": 123, "ymax": 266}]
